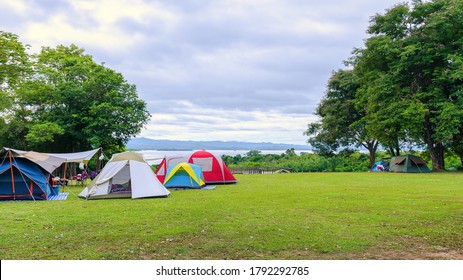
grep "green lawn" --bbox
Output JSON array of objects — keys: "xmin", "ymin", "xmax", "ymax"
[{"xmin": 1, "ymin": 172, "xmax": 462, "ymax": 260}]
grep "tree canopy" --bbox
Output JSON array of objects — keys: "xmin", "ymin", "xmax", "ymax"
[
  {"xmin": 305, "ymin": 69, "xmax": 379, "ymax": 167},
  {"xmin": 0, "ymin": 32, "xmax": 150, "ymax": 155}
]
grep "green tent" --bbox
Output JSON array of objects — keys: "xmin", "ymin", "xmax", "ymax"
[{"xmin": 389, "ymin": 154, "xmax": 431, "ymax": 173}]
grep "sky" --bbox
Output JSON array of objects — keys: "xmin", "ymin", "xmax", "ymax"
[{"xmin": 0, "ymin": 0, "xmax": 401, "ymax": 145}]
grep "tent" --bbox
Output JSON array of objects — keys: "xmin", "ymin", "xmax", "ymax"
[
  {"xmin": 164, "ymin": 163, "xmax": 205, "ymax": 189},
  {"xmin": 0, "ymin": 148, "xmax": 59, "ymax": 200},
  {"xmin": 156, "ymin": 150, "xmax": 237, "ymax": 184},
  {"xmin": 0, "ymin": 147, "xmax": 105, "ymax": 200},
  {"xmin": 79, "ymin": 152, "xmax": 170, "ymax": 199},
  {"xmin": 371, "ymin": 160, "xmax": 389, "ymax": 172},
  {"xmin": 389, "ymin": 154, "xmax": 431, "ymax": 173}
]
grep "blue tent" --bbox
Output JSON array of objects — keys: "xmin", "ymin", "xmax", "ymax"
[
  {"xmin": 164, "ymin": 163, "xmax": 205, "ymax": 189},
  {"xmin": 0, "ymin": 150, "xmax": 53, "ymax": 200},
  {"xmin": 371, "ymin": 160, "xmax": 389, "ymax": 172}
]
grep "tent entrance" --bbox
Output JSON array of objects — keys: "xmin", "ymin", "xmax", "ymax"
[{"xmin": 108, "ymin": 164, "xmax": 132, "ymax": 196}]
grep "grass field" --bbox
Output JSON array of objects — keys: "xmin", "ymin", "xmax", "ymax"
[{"xmin": 1, "ymin": 172, "xmax": 462, "ymax": 260}]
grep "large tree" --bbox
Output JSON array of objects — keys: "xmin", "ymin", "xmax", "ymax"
[
  {"xmin": 0, "ymin": 31, "xmax": 30, "ymax": 99},
  {"xmin": 305, "ymin": 69, "xmax": 379, "ymax": 167},
  {"xmin": 0, "ymin": 32, "xmax": 32, "ymax": 146},
  {"xmin": 28, "ymin": 44, "xmax": 150, "ymax": 154},
  {"xmin": 0, "ymin": 33, "xmax": 150, "ymax": 155},
  {"xmin": 351, "ymin": 0, "xmax": 463, "ymax": 170}
]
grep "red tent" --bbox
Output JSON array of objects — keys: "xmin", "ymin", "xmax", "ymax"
[
  {"xmin": 187, "ymin": 151, "xmax": 236, "ymax": 184},
  {"xmin": 155, "ymin": 150, "xmax": 237, "ymax": 184}
]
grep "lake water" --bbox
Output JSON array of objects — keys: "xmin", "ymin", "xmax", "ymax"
[{"xmin": 139, "ymin": 149, "xmax": 312, "ymax": 164}]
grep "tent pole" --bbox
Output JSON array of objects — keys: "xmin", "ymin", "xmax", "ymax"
[
  {"xmin": 63, "ymin": 161, "xmax": 67, "ymax": 180},
  {"xmin": 29, "ymin": 179, "xmax": 36, "ymax": 203},
  {"xmin": 8, "ymin": 150, "xmax": 16, "ymax": 200}
]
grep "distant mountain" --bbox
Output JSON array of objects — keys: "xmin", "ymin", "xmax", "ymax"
[{"xmin": 127, "ymin": 137, "xmax": 310, "ymax": 151}]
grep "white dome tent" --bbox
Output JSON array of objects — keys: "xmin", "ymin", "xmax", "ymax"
[{"xmin": 79, "ymin": 152, "xmax": 169, "ymax": 199}]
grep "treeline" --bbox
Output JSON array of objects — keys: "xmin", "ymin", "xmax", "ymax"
[
  {"xmin": 305, "ymin": 0, "xmax": 463, "ymax": 171},
  {"xmin": 222, "ymin": 149, "xmax": 463, "ymax": 173}
]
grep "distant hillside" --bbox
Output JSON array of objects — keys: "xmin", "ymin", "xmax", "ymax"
[{"xmin": 127, "ymin": 137, "xmax": 310, "ymax": 151}]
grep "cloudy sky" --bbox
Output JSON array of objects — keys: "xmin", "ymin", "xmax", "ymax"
[{"xmin": 0, "ymin": 0, "xmax": 400, "ymax": 145}]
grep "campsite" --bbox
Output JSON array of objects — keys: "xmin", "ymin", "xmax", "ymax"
[
  {"xmin": 1, "ymin": 0, "xmax": 463, "ymax": 266},
  {"xmin": 0, "ymin": 170, "xmax": 462, "ymax": 260},
  {"xmin": 0, "ymin": 147, "xmax": 462, "ymax": 259}
]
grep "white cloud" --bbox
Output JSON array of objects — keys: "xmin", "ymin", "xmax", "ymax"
[
  {"xmin": 19, "ymin": 0, "xmax": 178, "ymax": 53},
  {"xmin": 141, "ymin": 108, "xmax": 317, "ymax": 145},
  {"xmin": 0, "ymin": 0, "xmax": 28, "ymax": 14},
  {"xmin": 69, "ymin": 0, "xmax": 177, "ymax": 26},
  {"xmin": 25, "ymin": 15, "xmax": 140, "ymax": 52}
]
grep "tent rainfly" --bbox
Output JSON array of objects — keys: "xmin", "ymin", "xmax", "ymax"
[
  {"xmin": 79, "ymin": 152, "xmax": 170, "ymax": 199},
  {"xmin": 389, "ymin": 154, "xmax": 431, "ymax": 173},
  {"xmin": 156, "ymin": 150, "xmax": 237, "ymax": 184},
  {"xmin": 164, "ymin": 162, "xmax": 205, "ymax": 189},
  {"xmin": 0, "ymin": 148, "xmax": 63, "ymax": 200}
]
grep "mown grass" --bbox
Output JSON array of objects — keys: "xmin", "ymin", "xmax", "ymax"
[{"xmin": 0, "ymin": 172, "xmax": 462, "ymax": 260}]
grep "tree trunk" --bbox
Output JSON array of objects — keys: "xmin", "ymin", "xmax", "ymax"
[
  {"xmin": 387, "ymin": 144, "xmax": 400, "ymax": 157},
  {"xmin": 429, "ymin": 142, "xmax": 445, "ymax": 171},
  {"xmin": 366, "ymin": 140, "xmax": 379, "ymax": 168},
  {"xmin": 369, "ymin": 149, "xmax": 376, "ymax": 168},
  {"xmin": 388, "ymin": 147, "xmax": 395, "ymax": 157},
  {"xmin": 424, "ymin": 116, "xmax": 445, "ymax": 171},
  {"xmin": 69, "ymin": 162, "xmax": 77, "ymax": 178}
]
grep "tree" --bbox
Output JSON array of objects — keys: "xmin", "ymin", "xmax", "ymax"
[
  {"xmin": 352, "ymin": 0, "xmax": 463, "ymax": 170},
  {"xmin": 284, "ymin": 148, "xmax": 297, "ymax": 157},
  {"xmin": 305, "ymin": 69, "xmax": 379, "ymax": 167},
  {"xmin": 0, "ymin": 34, "xmax": 150, "ymax": 155},
  {"xmin": 0, "ymin": 31, "xmax": 30, "ymax": 102},
  {"xmin": 21, "ymin": 44, "xmax": 151, "ymax": 154},
  {"xmin": 349, "ymin": 36, "xmax": 407, "ymax": 157},
  {"xmin": 0, "ymin": 31, "xmax": 32, "ymax": 147}
]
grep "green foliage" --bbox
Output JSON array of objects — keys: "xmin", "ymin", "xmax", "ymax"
[
  {"xmin": 0, "ymin": 31, "xmax": 31, "ymax": 96},
  {"xmin": 25, "ymin": 122, "xmax": 65, "ymax": 149},
  {"xmin": 223, "ymin": 150, "xmax": 372, "ymax": 172},
  {"xmin": 0, "ymin": 31, "xmax": 32, "ymax": 147},
  {"xmin": 305, "ymin": 69, "xmax": 379, "ymax": 167},
  {"xmin": 305, "ymin": 69, "xmax": 360, "ymax": 151},
  {"xmin": 360, "ymin": 0, "xmax": 463, "ymax": 170},
  {"xmin": 224, "ymin": 148, "xmax": 463, "ymax": 172},
  {"xmin": 0, "ymin": 34, "xmax": 150, "ymax": 154}
]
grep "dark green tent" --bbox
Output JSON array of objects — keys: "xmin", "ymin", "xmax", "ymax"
[{"xmin": 389, "ymin": 154, "xmax": 431, "ymax": 173}]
